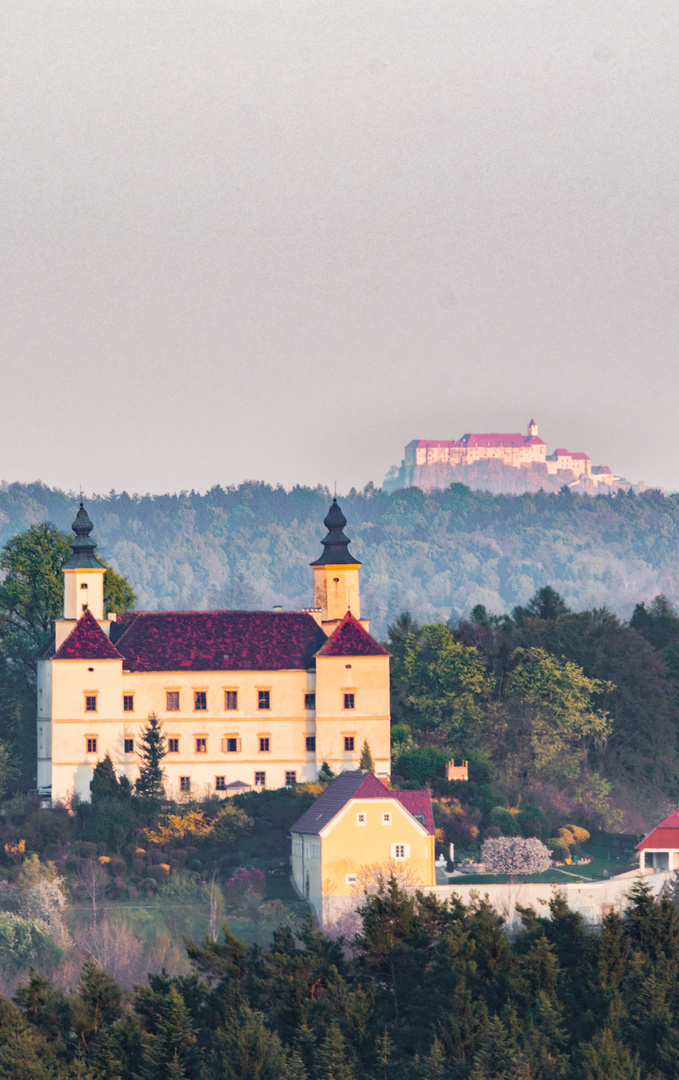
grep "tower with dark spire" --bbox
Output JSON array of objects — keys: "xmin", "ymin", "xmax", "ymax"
[
  {"xmin": 311, "ymin": 499, "xmax": 362, "ymax": 628},
  {"xmin": 61, "ymin": 503, "xmax": 107, "ymax": 629}
]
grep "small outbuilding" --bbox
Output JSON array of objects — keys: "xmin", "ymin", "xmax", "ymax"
[{"xmin": 637, "ymin": 809, "xmax": 679, "ymax": 872}]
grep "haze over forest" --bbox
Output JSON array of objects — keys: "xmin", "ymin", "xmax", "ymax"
[{"xmin": 1, "ymin": 479, "xmax": 676, "ymax": 637}]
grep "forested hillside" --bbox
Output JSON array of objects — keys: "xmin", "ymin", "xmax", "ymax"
[{"xmin": 0, "ymin": 480, "xmax": 677, "ymax": 636}]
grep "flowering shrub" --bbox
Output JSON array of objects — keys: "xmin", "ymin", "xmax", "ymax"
[
  {"xmin": 225, "ymin": 867, "xmax": 266, "ymax": 902},
  {"xmin": 481, "ymin": 837, "xmax": 552, "ymax": 875}
]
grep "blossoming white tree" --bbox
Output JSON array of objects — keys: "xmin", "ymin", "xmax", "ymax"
[{"xmin": 481, "ymin": 837, "xmax": 552, "ymax": 876}]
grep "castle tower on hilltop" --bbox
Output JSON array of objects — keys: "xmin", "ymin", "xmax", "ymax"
[{"xmin": 528, "ymin": 418, "xmax": 538, "ymax": 438}]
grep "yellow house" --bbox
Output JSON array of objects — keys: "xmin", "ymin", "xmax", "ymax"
[
  {"xmin": 37, "ymin": 500, "xmax": 391, "ymax": 802},
  {"xmin": 290, "ymin": 771, "xmax": 436, "ymax": 922}
]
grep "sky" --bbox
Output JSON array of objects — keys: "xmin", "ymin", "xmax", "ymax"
[{"xmin": 2, "ymin": 1, "xmax": 679, "ymax": 495}]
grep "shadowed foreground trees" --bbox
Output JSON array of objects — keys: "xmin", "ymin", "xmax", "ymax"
[{"xmin": 5, "ymin": 878, "xmax": 679, "ymax": 1079}]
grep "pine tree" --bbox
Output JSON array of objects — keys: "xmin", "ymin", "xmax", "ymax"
[
  {"xmin": 134, "ymin": 713, "xmax": 167, "ymax": 800},
  {"xmin": 359, "ymin": 740, "xmax": 374, "ymax": 772},
  {"xmin": 90, "ymin": 753, "xmax": 119, "ymax": 803},
  {"xmin": 470, "ymin": 1017, "xmax": 526, "ymax": 1080},
  {"xmin": 423, "ymin": 1036, "xmax": 447, "ymax": 1080},
  {"xmin": 317, "ymin": 762, "xmax": 335, "ymax": 783},
  {"xmin": 283, "ymin": 1048, "xmax": 308, "ymax": 1080},
  {"xmin": 576, "ymin": 1029, "xmax": 642, "ymax": 1080},
  {"xmin": 314, "ymin": 1024, "xmax": 356, "ymax": 1080}
]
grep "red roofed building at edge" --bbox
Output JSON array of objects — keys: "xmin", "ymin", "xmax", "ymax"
[
  {"xmin": 402, "ymin": 419, "xmax": 619, "ymax": 491},
  {"xmin": 37, "ymin": 501, "xmax": 391, "ymax": 803},
  {"xmin": 637, "ymin": 810, "xmax": 679, "ymax": 873}
]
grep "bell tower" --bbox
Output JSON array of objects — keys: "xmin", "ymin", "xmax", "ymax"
[
  {"xmin": 56, "ymin": 504, "xmax": 107, "ymax": 646},
  {"xmin": 310, "ymin": 500, "xmax": 361, "ymax": 631}
]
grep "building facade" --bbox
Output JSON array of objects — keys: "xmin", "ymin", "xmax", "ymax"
[
  {"xmin": 402, "ymin": 420, "xmax": 619, "ymax": 492},
  {"xmin": 290, "ymin": 771, "xmax": 436, "ymax": 922},
  {"xmin": 37, "ymin": 501, "xmax": 391, "ymax": 803}
]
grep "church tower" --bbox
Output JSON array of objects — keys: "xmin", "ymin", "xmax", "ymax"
[
  {"xmin": 55, "ymin": 503, "xmax": 108, "ymax": 647},
  {"xmin": 310, "ymin": 499, "xmax": 361, "ymax": 630}
]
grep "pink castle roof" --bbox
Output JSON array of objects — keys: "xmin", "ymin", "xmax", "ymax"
[{"xmin": 464, "ymin": 433, "xmax": 545, "ymax": 448}]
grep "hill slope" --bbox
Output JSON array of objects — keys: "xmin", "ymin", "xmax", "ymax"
[{"xmin": 0, "ymin": 480, "xmax": 676, "ymax": 636}]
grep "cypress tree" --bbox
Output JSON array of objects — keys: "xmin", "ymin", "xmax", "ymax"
[
  {"xmin": 134, "ymin": 713, "xmax": 167, "ymax": 800},
  {"xmin": 359, "ymin": 740, "xmax": 375, "ymax": 772}
]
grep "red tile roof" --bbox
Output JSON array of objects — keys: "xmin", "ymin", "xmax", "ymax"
[
  {"xmin": 315, "ymin": 611, "xmax": 389, "ymax": 658},
  {"xmin": 53, "ymin": 609, "xmax": 123, "ymax": 661},
  {"xmin": 290, "ymin": 771, "xmax": 435, "ymax": 835},
  {"xmin": 111, "ymin": 610, "xmax": 329, "ymax": 672},
  {"xmin": 638, "ymin": 809, "xmax": 679, "ymax": 850},
  {"xmin": 393, "ymin": 790, "xmax": 436, "ymax": 835}
]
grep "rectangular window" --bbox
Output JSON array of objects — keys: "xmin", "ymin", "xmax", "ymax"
[
  {"xmin": 194, "ymin": 691, "xmax": 207, "ymax": 711},
  {"xmin": 345, "ymin": 874, "xmax": 358, "ymax": 884},
  {"xmin": 382, "ymin": 812, "xmax": 392, "ymax": 825},
  {"xmin": 195, "ymin": 737, "xmax": 207, "ymax": 753},
  {"xmin": 80, "ymin": 582, "xmax": 88, "ymax": 589},
  {"xmin": 123, "ymin": 694, "xmax": 134, "ymax": 712},
  {"xmin": 223, "ymin": 737, "xmax": 241, "ymax": 753},
  {"xmin": 356, "ymin": 812, "xmax": 366, "ymax": 826},
  {"xmin": 215, "ymin": 776, "xmax": 226, "ymax": 791},
  {"xmin": 166, "ymin": 691, "xmax": 180, "ymax": 711},
  {"xmin": 390, "ymin": 843, "xmax": 410, "ymax": 860},
  {"xmin": 254, "ymin": 771, "xmax": 266, "ymax": 786},
  {"xmin": 179, "ymin": 776, "xmax": 191, "ymax": 792},
  {"xmin": 224, "ymin": 690, "xmax": 238, "ymax": 710},
  {"xmin": 344, "ymin": 693, "xmax": 355, "ymax": 710},
  {"xmin": 306, "ymin": 736, "xmax": 316, "ymax": 752},
  {"xmin": 124, "ymin": 738, "xmax": 134, "ymax": 754},
  {"xmin": 168, "ymin": 737, "xmax": 179, "ymax": 753},
  {"xmin": 258, "ymin": 690, "xmax": 270, "ymax": 710},
  {"xmin": 85, "ymin": 695, "xmax": 97, "ymax": 712},
  {"xmin": 259, "ymin": 737, "xmax": 270, "ymax": 752},
  {"xmin": 86, "ymin": 737, "xmax": 97, "ymax": 753},
  {"xmin": 304, "ymin": 693, "xmax": 316, "ymax": 709},
  {"xmin": 344, "ymin": 736, "xmax": 355, "ymax": 752},
  {"xmin": 285, "ymin": 771, "xmax": 297, "ymax": 786}
]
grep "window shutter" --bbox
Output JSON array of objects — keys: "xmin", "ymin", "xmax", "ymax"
[
  {"xmin": 390, "ymin": 843, "xmax": 397, "ymax": 859},
  {"xmin": 237, "ymin": 738, "xmax": 242, "ymax": 752},
  {"xmin": 404, "ymin": 843, "xmax": 411, "ymax": 858},
  {"xmin": 221, "ymin": 737, "xmax": 228, "ymax": 753}
]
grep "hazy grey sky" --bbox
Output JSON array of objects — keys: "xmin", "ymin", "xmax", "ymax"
[{"xmin": 2, "ymin": 2, "xmax": 679, "ymax": 494}]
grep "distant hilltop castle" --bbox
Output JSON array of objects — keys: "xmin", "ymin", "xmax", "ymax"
[{"xmin": 388, "ymin": 421, "xmax": 620, "ymax": 494}]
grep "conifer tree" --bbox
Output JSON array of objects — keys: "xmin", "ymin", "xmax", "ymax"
[
  {"xmin": 134, "ymin": 713, "xmax": 167, "ymax": 800},
  {"xmin": 314, "ymin": 1023, "xmax": 356, "ymax": 1080},
  {"xmin": 576, "ymin": 1028, "xmax": 642, "ymax": 1080},
  {"xmin": 359, "ymin": 740, "xmax": 374, "ymax": 772},
  {"xmin": 317, "ymin": 762, "xmax": 335, "ymax": 783},
  {"xmin": 470, "ymin": 1017, "xmax": 525, "ymax": 1080},
  {"xmin": 90, "ymin": 753, "xmax": 119, "ymax": 803},
  {"xmin": 283, "ymin": 1048, "xmax": 308, "ymax": 1080}
]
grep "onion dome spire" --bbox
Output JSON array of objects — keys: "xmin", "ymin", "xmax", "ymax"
[
  {"xmin": 63, "ymin": 503, "xmax": 105, "ymax": 569},
  {"xmin": 310, "ymin": 499, "xmax": 361, "ymax": 567}
]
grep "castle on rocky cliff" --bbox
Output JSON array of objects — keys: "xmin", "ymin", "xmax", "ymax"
[{"xmin": 392, "ymin": 421, "xmax": 619, "ymax": 494}]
